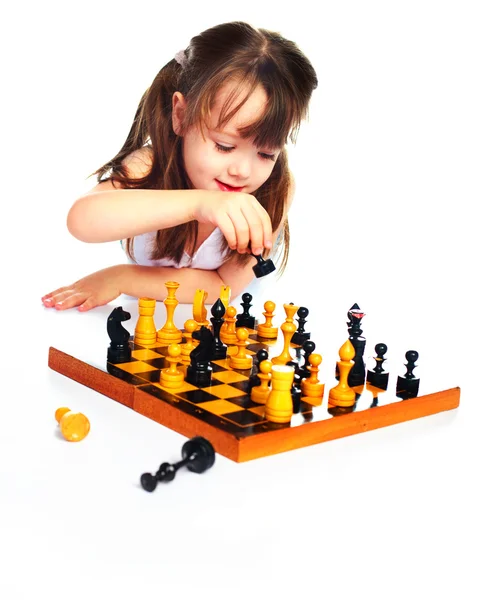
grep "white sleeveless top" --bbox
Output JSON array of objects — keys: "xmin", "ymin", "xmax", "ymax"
[{"xmin": 126, "ymin": 228, "xmax": 229, "ymax": 270}]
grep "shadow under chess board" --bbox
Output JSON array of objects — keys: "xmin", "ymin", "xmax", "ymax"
[{"xmin": 48, "ymin": 325, "xmax": 460, "ymax": 462}]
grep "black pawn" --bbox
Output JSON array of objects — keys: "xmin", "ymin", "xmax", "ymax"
[
  {"xmin": 248, "ymin": 349, "xmax": 269, "ymax": 392},
  {"xmin": 396, "ymin": 350, "xmax": 420, "ymax": 399},
  {"xmin": 236, "ymin": 293, "xmax": 255, "ymax": 328},
  {"xmin": 107, "ymin": 306, "xmax": 132, "ymax": 363},
  {"xmin": 287, "ymin": 360, "xmax": 302, "ymax": 413},
  {"xmin": 210, "ymin": 298, "xmax": 227, "ymax": 360},
  {"xmin": 366, "ymin": 343, "xmax": 389, "ymax": 390},
  {"xmin": 291, "ymin": 307, "xmax": 311, "ymax": 345},
  {"xmin": 299, "ymin": 339, "xmax": 316, "ymax": 380},
  {"xmin": 140, "ymin": 437, "xmax": 216, "ymax": 492},
  {"xmin": 252, "ymin": 253, "xmax": 276, "ymax": 278}
]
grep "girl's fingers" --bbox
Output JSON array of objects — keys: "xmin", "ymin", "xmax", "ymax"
[
  {"xmin": 216, "ymin": 214, "xmax": 238, "ymax": 250},
  {"xmin": 78, "ymin": 297, "xmax": 98, "ymax": 312},
  {"xmin": 54, "ymin": 292, "xmax": 87, "ymax": 310},
  {"xmin": 43, "ymin": 289, "xmax": 75, "ymax": 307},
  {"xmin": 240, "ymin": 205, "xmax": 265, "ymax": 254},
  {"xmin": 231, "ymin": 210, "xmax": 252, "ymax": 253}
]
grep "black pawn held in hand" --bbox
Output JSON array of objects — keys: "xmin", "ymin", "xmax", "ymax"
[
  {"xmin": 366, "ymin": 343, "xmax": 389, "ymax": 390},
  {"xmin": 396, "ymin": 350, "xmax": 420, "ymax": 399},
  {"xmin": 107, "ymin": 307, "xmax": 132, "ymax": 363},
  {"xmin": 140, "ymin": 437, "xmax": 216, "ymax": 492},
  {"xmin": 252, "ymin": 252, "xmax": 276, "ymax": 278}
]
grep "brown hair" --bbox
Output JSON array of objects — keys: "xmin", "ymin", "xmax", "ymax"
[{"xmin": 92, "ymin": 21, "xmax": 318, "ymax": 274}]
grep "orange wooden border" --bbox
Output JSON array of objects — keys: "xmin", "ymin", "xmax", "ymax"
[{"xmin": 48, "ymin": 346, "xmax": 460, "ymax": 462}]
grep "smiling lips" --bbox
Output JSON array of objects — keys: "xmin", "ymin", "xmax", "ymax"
[{"xmin": 216, "ymin": 179, "xmax": 244, "ymax": 192}]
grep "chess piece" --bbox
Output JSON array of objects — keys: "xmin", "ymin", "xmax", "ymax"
[
  {"xmin": 251, "ymin": 359, "xmax": 273, "ymax": 404},
  {"xmin": 134, "ymin": 297, "xmax": 157, "ymax": 346},
  {"xmin": 220, "ymin": 305, "xmax": 238, "ymax": 345},
  {"xmin": 366, "ymin": 343, "xmax": 389, "ymax": 390},
  {"xmin": 329, "ymin": 339, "xmax": 356, "ymax": 407},
  {"xmin": 55, "ymin": 407, "xmax": 90, "ymax": 442},
  {"xmin": 229, "ymin": 328, "xmax": 253, "ymax": 370},
  {"xmin": 298, "ymin": 339, "xmax": 316, "ymax": 379},
  {"xmin": 107, "ymin": 306, "xmax": 132, "ymax": 363},
  {"xmin": 140, "ymin": 436, "xmax": 216, "ymax": 492},
  {"xmin": 210, "ymin": 298, "xmax": 227, "ymax": 360},
  {"xmin": 257, "ymin": 300, "xmax": 279, "ymax": 339},
  {"xmin": 252, "ymin": 252, "xmax": 276, "ymax": 278},
  {"xmin": 186, "ymin": 326, "xmax": 214, "ymax": 386},
  {"xmin": 287, "ymin": 360, "xmax": 303, "ymax": 413},
  {"xmin": 180, "ymin": 319, "xmax": 199, "ymax": 364},
  {"xmin": 235, "ymin": 293, "xmax": 255, "ymax": 328},
  {"xmin": 159, "ymin": 344, "xmax": 185, "ymax": 389},
  {"xmin": 265, "ymin": 364, "xmax": 295, "ymax": 423},
  {"xmin": 347, "ymin": 304, "xmax": 366, "ymax": 386},
  {"xmin": 156, "ymin": 281, "xmax": 182, "ymax": 345},
  {"xmin": 291, "ymin": 306, "xmax": 311, "ymax": 345},
  {"xmin": 219, "ymin": 285, "xmax": 231, "ymax": 308},
  {"xmin": 301, "ymin": 353, "xmax": 325, "ymax": 404},
  {"xmin": 396, "ymin": 350, "xmax": 420, "ymax": 399},
  {"xmin": 248, "ymin": 349, "xmax": 269, "ymax": 391},
  {"xmin": 272, "ymin": 303, "xmax": 299, "ymax": 365},
  {"xmin": 192, "ymin": 288, "xmax": 209, "ymax": 328}
]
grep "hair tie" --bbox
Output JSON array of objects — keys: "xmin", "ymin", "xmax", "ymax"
[{"xmin": 174, "ymin": 50, "xmax": 187, "ymax": 68}]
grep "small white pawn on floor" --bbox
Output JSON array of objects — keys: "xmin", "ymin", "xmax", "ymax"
[
  {"xmin": 229, "ymin": 328, "xmax": 253, "ymax": 370},
  {"xmin": 159, "ymin": 343, "xmax": 185, "ymax": 389},
  {"xmin": 301, "ymin": 353, "xmax": 325, "ymax": 405}
]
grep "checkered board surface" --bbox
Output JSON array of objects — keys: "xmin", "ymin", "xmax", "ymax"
[
  {"xmin": 106, "ymin": 328, "xmax": 318, "ymax": 435},
  {"xmin": 48, "ymin": 324, "xmax": 460, "ymax": 461}
]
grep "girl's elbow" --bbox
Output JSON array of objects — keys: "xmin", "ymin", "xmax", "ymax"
[{"xmin": 66, "ymin": 204, "xmax": 92, "ymax": 242}]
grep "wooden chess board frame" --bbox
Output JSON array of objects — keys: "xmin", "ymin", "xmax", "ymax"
[{"xmin": 48, "ymin": 330, "xmax": 460, "ymax": 462}]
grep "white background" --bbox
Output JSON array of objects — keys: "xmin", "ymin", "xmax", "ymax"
[{"xmin": 2, "ymin": 1, "xmax": 476, "ymax": 599}]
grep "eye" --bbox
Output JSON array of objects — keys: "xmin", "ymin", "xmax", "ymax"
[
  {"xmin": 215, "ymin": 143, "xmax": 234, "ymax": 153},
  {"xmin": 259, "ymin": 152, "xmax": 276, "ymax": 161}
]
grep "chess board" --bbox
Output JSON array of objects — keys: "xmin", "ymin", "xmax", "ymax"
[{"xmin": 48, "ymin": 326, "xmax": 460, "ymax": 462}]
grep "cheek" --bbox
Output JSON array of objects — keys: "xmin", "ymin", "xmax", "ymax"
[{"xmin": 183, "ymin": 136, "xmax": 216, "ymax": 177}]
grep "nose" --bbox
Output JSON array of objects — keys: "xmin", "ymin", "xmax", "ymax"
[{"xmin": 227, "ymin": 154, "xmax": 251, "ymax": 180}]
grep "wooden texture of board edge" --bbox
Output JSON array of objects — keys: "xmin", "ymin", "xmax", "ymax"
[
  {"xmin": 48, "ymin": 346, "xmax": 460, "ymax": 463},
  {"xmin": 48, "ymin": 347, "xmax": 135, "ymax": 409},
  {"xmin": 236, "ymin": 387, "xmax": 461, "ymax": 461}
]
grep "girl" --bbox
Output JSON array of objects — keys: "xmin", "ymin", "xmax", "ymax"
[{"xmin": 42, "ymin": 21, "xmax": 318, "ymax": 311}]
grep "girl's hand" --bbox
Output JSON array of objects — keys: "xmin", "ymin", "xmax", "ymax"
[
  {"xmin": 41, "ymin": 265, "xmax": 125, "ymax": 312},
  {"xmin": 194, "ymin": 192, "xmax": 273, "ymax": 255}
]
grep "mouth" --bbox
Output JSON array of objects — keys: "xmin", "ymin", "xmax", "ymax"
[{"xmin": 215, "ymin": 179, "xmax": 245, "ymax": 192}]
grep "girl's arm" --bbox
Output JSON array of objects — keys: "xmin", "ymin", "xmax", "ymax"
[
  {"xmin": 67, "ymin": 148, "xmax": 272, "ymax": 254},
  {"xmin": 117, "ymin": 264, "xmax": 226, "ymax": 303}
]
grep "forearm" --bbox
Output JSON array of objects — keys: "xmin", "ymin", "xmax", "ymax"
[
  {"xmin": 117, "ymin": 264, "xmax": 226, "ymax": 303},
  {"xmin": 67, "ymin": 189, "xmax": 219, "ymax": 243}
]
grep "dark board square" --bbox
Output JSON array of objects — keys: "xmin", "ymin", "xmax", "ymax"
[
  {"xmin": 223, "ymin": 410, "xmax": 265, "ymax": 426},
  {"xmin": 177, "ymin": 389, "xmax": 223, "ymax": 404}
]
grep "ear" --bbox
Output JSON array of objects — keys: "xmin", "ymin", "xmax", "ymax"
[{"xmin": 172, "ymin": 92, "xmax": 187, "ymax": 135}]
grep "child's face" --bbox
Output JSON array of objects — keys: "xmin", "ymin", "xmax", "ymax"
[{"xmin": 176, "ymin": 81, "xmax": 280, "ymax": 195}]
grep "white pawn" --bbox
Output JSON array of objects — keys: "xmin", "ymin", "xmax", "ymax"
[{"xmin": 159, "ymin": 344, "xmax": 185, "ymax": 389}]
